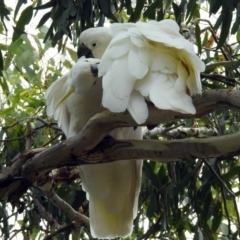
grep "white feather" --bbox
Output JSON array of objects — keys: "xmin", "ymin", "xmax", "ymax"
[
  {"xmin": 99, "ymin": 19, "xmax": 205, "ymax": 124},
  {"xmin": 46, "ymin": 33, "xmax": 144, "ymax": 239},
  {"xmin": 127, "ymin": 91, "xmax": 148, "ymax": 124}
]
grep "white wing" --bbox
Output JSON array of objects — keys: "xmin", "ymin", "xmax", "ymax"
[
  {"xmin": 45, "ymin": 73, "xmax": 71, "ymax": 136},
  {"xmin": 45, "ymin": 58, "xmax": 101, "ymax": 138},
  {"xmin": 99, "ymin": 19, "xmax": 205, "ymax": 124},
  {"xmin": 45, "ymin": 32, "xmax": 144, "ymax": 239}
]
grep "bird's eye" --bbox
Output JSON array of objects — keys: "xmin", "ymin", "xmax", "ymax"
[{"xmin": 92, "ymin": 43, "xmax": 97, "ymax": 47}]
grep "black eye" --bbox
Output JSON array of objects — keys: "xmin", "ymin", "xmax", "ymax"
[{"xmin": 92, "ymin": 43, "xmax": 96, "ymax": 47}]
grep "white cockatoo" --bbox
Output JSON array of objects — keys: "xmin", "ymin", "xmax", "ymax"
[
  {"xmin": 80, "ymin": 19, "xmax": 205, "ymax": 124},
  {"xmin": 46, "ymin": 19, "xmax": 205, "ymax": 239},
  {"xmin": 45, "ymin": 57, "xmax": 143, "ymax": 238},
  {"xmin": 45, "ymin": 57, "xmax": 102, "ymax": 138}
]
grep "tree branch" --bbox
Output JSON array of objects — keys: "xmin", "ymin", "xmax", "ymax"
[{"xmin": 0, "ymin": 89, "xmax": 240, "ymax": 201}]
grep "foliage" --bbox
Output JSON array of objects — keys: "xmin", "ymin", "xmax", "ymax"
[{"xmin": 0, "ymin": 0, "xmax": 240, "ymax": 239}]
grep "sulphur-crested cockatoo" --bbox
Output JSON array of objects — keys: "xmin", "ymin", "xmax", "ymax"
[
  {"xmin": 80, "ymin": 19, "xmax": 205, "ymax": 125},
  {"xmin": 45, "ymin": 57, "xmax": 102, "ymax": 138},
  {"xmin": 45, "ymin": 57, "xmax": 143, "ymax": 239}
]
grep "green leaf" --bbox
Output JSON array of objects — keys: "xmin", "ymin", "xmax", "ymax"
[
  {"xmin": 36, "ymin": 11, "xmax": 51, "ymax": 28},
  {"xmin": 34, "ymin": 0, "xmax": 56, "ymax": 10},
  {"xmin": 231, "ymin": 3, "xmax": 240, "ymax": 34},
  {"xmin": 211, "ymin": 200, "xmax": 222, "ymax": 232},
  {"xmin": 0, "ymin": 75, "xmax": 9, "ymax": 94},
  {"xmin": 217, "ymin": 10, "xmax": 232, "ymax": 48},
  {"xmin": 202, "ymin": 30, "xmax": 209, "ymax": 46},
  {"xmin": 0, "ymin": 0, "xmax": 10, "ymax": 30},
  {"xmin": 0, "ymin": 49, "xmax": 3, "ymax": 73},
  {"xmin": 14, "ymin": 0, "xmax": 27, "ymax": 20},
  {"xmin": 130, "ymin": 0, "xmax": 144, "ymax": 22},
  {"xmin": 224, "ymin": 0, "xmax": 235, "ymax": 11},
  {"xmin": 222, "ymin": 166, "xmax": 240, "ymax": 180},
  {"xmin": 12, "ymin": 6, "xmax": 33, "ymax": 42},
  {"xmin": 143, "ymin": 161, "xmax": 159, "ymax": 188},
  {"xmin": 202, "ymin": 192, "xmax": 212, "ymax": 221},
  {"xmin": 186, "ymin": 0, "xmax": 197, "ymax": 21},
  {"xmin": 195, "ymin": 23, "xmax": 202, "ymax": 55},
  {"xmin": 98, "ymin": 0, "xmax": 117, "ymax": 22},
  {"xmin": 214, "ymin": 12, "xmax": 223, "ymax": 30},
  {"xmin": 8, "ymin": 37, "xmax": 23, "ymax": 55},
  {"xmin": 193, "ymin": 227, "xmax": 203, "ymax": 240},
  {"xmin": 172, "ymin": 1, "xmax": 181, "ymax": 24},
  {"xmin": 66, "ymin": 47, "xmax": 78, "ymax": 62},
  {"xmin": 209, "ymin": 0, "xmax": 222, "ymax": 15},
  {"xmin": 237, "ymin": 27, "xmax": 240, "ymax": 43},
  {"xmin": 146, "ymin": 184, "xmax": 158, "ymax": 218},
  {"xmin": 144, "ymin": 1, "xmax": 161, "ymax": 20},
  {"xmin": 125, "ymin": 0, "xmax": 133, "ymax": 16}
]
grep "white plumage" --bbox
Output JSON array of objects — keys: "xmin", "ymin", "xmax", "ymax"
[
  {"xmin": 45, "ymin": 57, "xmax": 142, "ymax": 239},
  {"xmin": 98, "ymin": 19, "xmax": 205, "ymax": 124},
  {"xmin": 45, "ymin": 19, "xmax": 205, "ymax": 239},
  {"xmin": 45, "ymin": 58, "xmax": 101, "ymax": 138}
]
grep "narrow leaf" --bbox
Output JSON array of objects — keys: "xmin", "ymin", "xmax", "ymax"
[
  {"xmin": 36, "ymin": 11, "xmax": 51, "ymax": 29},
  {"xmin": 12, "ymin": 6, "xmax": 33, "ymax": 42},
  {"xmin": 195, "ymin": 23, "xmax": 202, "ymax": 54},
  {"xmin": 217, "ymin": 10, "xmax": 232, "ymax": 48}
]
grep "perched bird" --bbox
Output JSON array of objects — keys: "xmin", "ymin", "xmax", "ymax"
[
  {"xmin": 45, "ymin": 57, "xmax": 143, "ymax": 239},
  {"xmin": 45, "ymin": 57, "xmax": 102, "ymax": 138},
  {"xmin": 80, "ymin": 19, "xmax": 205, "ymax": 124},
  {"xmin": 46, "ymin": 19, "xmax": 205, "ymax": 239}
]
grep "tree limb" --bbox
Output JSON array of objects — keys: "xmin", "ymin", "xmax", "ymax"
[{"xmin": 0, "ymin": 89, "xmax": 240, "ymax": 201}]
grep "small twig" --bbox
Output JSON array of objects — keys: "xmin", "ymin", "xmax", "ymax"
[
  {"xmin": 33, "ymin": 197, "xmax": 62, "ymax": 230},
  {"xmin": 46, "ymin": 189, "xmax": 90, "ymax": 231},
  {"xmin": 202, "ymin": 159, "xmax": 235, "ymax": 196},
  {"xmin": 215, "ymin": 164, "xmax": 240, "ymax": 237},
  {"xmin": 206, "ymin": 61, "xmax": 239, "ymax": 71},
  {"xmin": 36, "ymin": 175, "xmax": 90, "ymax": 231},
  {"xmin": 5, "ymin": 53, "xmax": 29, "ymax": 83},
  {"xmin": 193, "ymin": 19, "xmax": 231, "ymax": 61},
  {"xmin": 2, "ymin": 117, "xmax": 59, "ymax": 131},
  {"xmin": 201, "ymin": 73, "xmax": 236, "ymax": 87},
  {"xmin": 0, "ymin": 132, "xmax": 35, "ymax": 142},
  {"xmin": 41, "ymin": 133, "xmax": 65, "ymax": 147},
  {"xmin": 202, "ymin": 159, "xmax": 240, "ymax": 237},
  {"xmin": 0, "ymin": 125, "xmax": 62, "ymax": 143},
  {"xmin": 220, "ymin": 184, "xmax": 232, "ymax": 236},
  {"xmin": 0, "ymin": 210, "xmax": 18, "ymax": 223},
  {"xmin": 138, "ymin": 217, "xmax": 161, "ymax": 240},
  {"xmin": 43, "ymin": 222, "xmax": 78, "ymax": 240},
  {"xmin": 25, "ymin": 123, "xmax": 33, "ymax": 150},
  {"xmin": 143, "ymin": 126, "xmax": 218, "ymax": 138}
]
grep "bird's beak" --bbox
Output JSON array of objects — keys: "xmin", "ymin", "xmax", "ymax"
[
  {"xmin": 55, "ymin": 88, "xmax": 75, "ymax": 107},
  {"xmin": 91, "ymin": 63, "xmax": 99, "ymax": 77},
  {"xmin": 77, "ymin": 44, "xmax": 94, "ymax": 58}
]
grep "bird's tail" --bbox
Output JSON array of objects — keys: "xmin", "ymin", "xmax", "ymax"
[
  {"xmin": 80, "ymin": 160, "xmax": 142, "ymax": 238},
  {"xmin": 79, "ymin": 127, "xmax": 143, "ymax": 239}
]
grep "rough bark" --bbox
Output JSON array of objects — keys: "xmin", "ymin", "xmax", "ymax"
[{"xmin": 0, "ymin": 89, "xmax": 240, "ymax": 201}]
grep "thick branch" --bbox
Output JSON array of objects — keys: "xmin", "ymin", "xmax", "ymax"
[{"xmin": 0, "ymin": 89, "xmax": 240, "ymax": 201}]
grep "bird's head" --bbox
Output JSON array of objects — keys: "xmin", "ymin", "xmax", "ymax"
[
  {"xmin": 78, "ymin": 27, "xmax": 112, "ymax": 59},
  {"xmin": 55, "ymin": 58, "xmax": 100, "ymax": 107}
]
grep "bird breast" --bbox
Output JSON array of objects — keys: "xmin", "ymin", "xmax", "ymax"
[{"xmin": 65, "ymin": 79, "xmax": 104, "ymax": 138}]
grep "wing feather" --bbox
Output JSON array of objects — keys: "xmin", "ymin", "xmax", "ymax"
[{"xmin": 99, "ymin": 19, "xmax": 205, "ymax": 124}]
